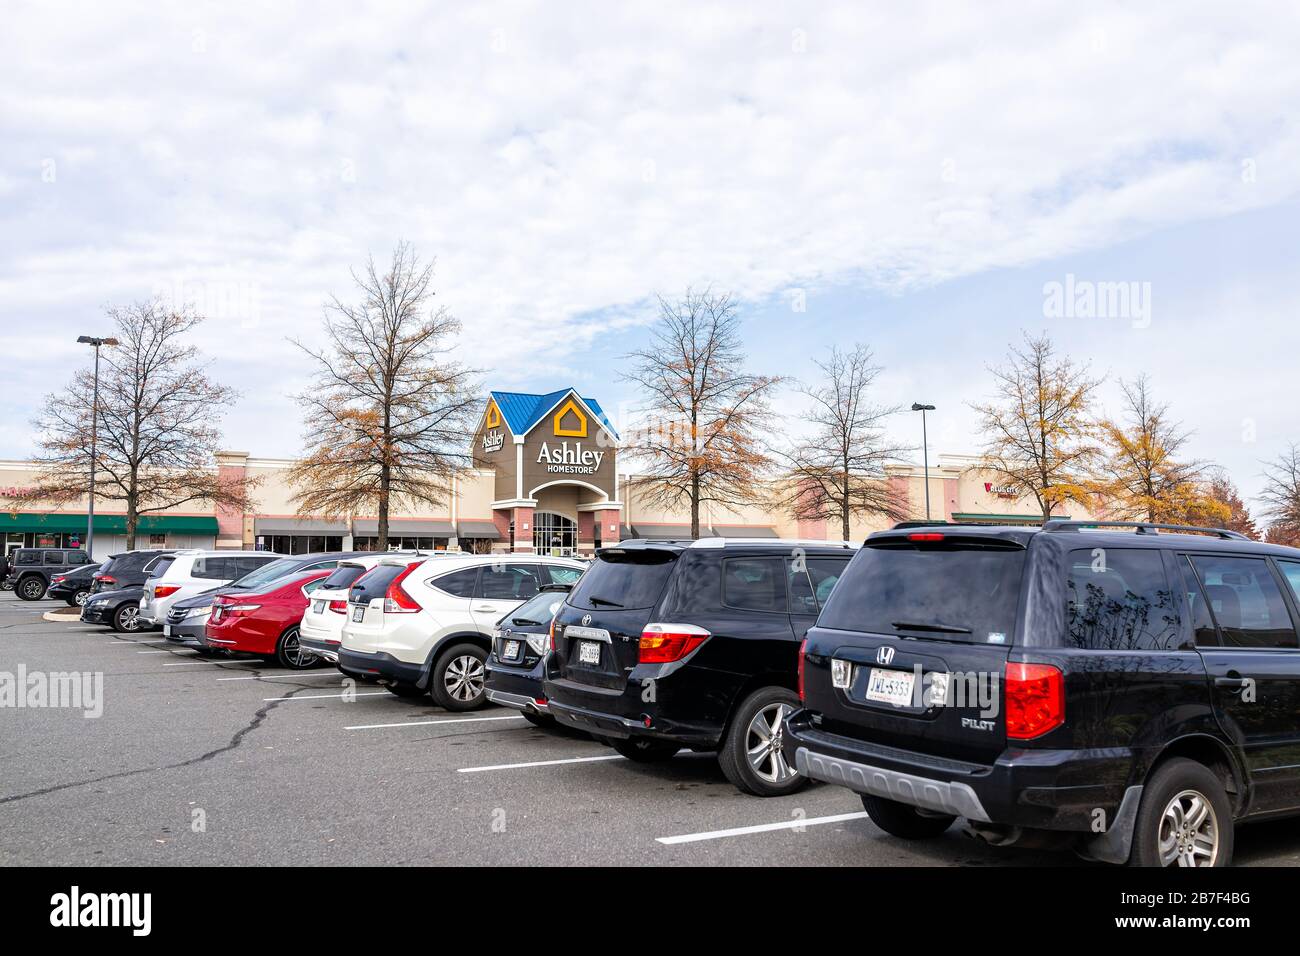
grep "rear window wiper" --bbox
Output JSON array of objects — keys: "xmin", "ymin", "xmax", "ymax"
[
  {"xmin": 891, "ymin": 620, "xmax": 973, "ymax": 634},
  {"xmin": 511, "ymin": 617, "xmax": 542, "ymax": 626},
  {"xmin": 586, "ymin": 595, "xmax": 624, "ymax": 608}
]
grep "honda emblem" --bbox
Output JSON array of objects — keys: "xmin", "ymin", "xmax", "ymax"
[{"xmin": 876, "ymin": 645, "xmax": 895, "ymax": 665}]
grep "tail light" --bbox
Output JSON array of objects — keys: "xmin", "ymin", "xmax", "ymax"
[
  {"xmin": 797, "ymin": 638, "xmax": 807, "ymax": 702},
  {"xmin": 222, "ymin": 603, "xmax": 262, "ymax": 617},
  {"xmin": 383, "ymin": 564, "xmax": 421, "ymax": 613},
  {"xmin": 1005, "ymin": 662, "xmax": 1065, "ymax": 739},
  {"xmin": 638, "ymin": 623, "xmax": 710, "ymax": 664},
  {"xmin": 907, "ymin": 532, "xmax": 944, "ymax": 542},
  {"xmin": 51, "ymin": 575, "xmax": 65, "ymax": 584},
  {"xmin": 153, "ymin": 585, "xmax": 181, "ymax": 598},
  {"xmin": 95, "ymin": 574, "xmax": 116, "ymax": 585},
  {"xmin": 328, "ymin": 599, "xmax": 348, "ymax": 614},
  {"xmin": 547, "ymin": 617, "xmax": 557, "ymax": 652}
]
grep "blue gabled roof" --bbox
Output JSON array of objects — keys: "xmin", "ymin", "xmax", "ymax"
[{"xmin": 489, "ymin": 388, "xmax": 618, "ymax": 439}]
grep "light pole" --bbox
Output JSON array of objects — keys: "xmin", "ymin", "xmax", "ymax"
[
  {"xmin": 911, "ymin": 403, "xmax": 936, "ymax": 521},
  {"xmin": 77, "ymin": 335, "xmax": 118, "ymax": 559}
]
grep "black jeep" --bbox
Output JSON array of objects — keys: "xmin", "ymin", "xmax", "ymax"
[
  {"xmin": 784, "ymin": 520, "xmax": 1300, "ymax": 867},
  {"xmin": 6, "ymin": 547, "xmax": 94, "ymax": 600}
]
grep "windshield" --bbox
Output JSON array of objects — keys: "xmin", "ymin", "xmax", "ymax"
[
  {"xmin": 509, "ymin": 590, "xmax": 568, "ymax": 625},
  {"xmin": 568, "ymin": 549, "xmax": 676, "ymax": 612},
  {"xmin": 818, "ymin": 540, "xmax": 1027, "ymax": 644},
  {"xmin": 317, "ymin": 563, "xmax": 370, "ymax": 591},
  {"xmin": 146, "ymin": 556, "xmax": 175, "ymax": 579},
  {"xmin": 228, "ymin": 558, "xmax": 300, "ymax": 590}
]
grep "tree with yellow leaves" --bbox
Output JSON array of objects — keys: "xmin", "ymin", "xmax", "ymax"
[
  {"xmin": 972, "ymin": 332, "xmax": 1102, "ymax": 523},
  {"xmin": 1094, "ymin": 375, "xmax": 1229, "ymax": 526}
]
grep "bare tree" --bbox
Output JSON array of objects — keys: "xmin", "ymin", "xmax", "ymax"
[
  {"xmin": 1260, "ymin": 443, "xmax": 1300, "ymax": 544},
  {"xmin": 971, "ymin": 331, "xmax": 1102, "ymax": 522},
  {"xmin": 287, "ymin": 243, "xmax": 479, "ymax": 549},
  {"xmin": 622, "ymin": 288, "xmax": 782, "ymax": 539},
  {"xmin": 8, "ymin": 300, "xmax": 254, "ymax": 549},
  {"xmin": 1094, "ymin": 375, "xmax": 1226, "ymax": 524},
  {"xmin": 779, "ymin": 344, "xmax": 909, "ymax": 539}
]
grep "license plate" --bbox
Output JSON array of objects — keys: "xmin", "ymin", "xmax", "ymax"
[
  {"xmin": 162, "ymin": 625, "xmax": 171, "ymax": 637},
  {"xmin": 502, "ymin": 639, "xmax": 521, "ymax": 661},
  {"xmin": 578, "ymin": 641, "xmax": 601, "ymax": 665},
  {"xmin": 352, "ymin": 606, "xmax": 365, "ymax": 623},
  {"xmin": 313, "ymin": 600, "xmax": 325, "ymax": 614},
  {"xmin": 865, "ymin": 667, "xmax": 916, "ymax": 707}
]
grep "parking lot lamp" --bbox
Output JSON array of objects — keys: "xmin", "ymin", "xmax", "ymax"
[
  {"xmin": 77, "ymin": 335, "xmax": 119, "ymax": 558},
  {"xmin": 910, "ymin": 403, "xmax": 936, "ymax": 521}
]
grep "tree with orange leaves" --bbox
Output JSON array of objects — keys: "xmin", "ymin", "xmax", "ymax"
[{"xmin": 972, "ymin": 332, "xmax": 1102, "ymax": 523}]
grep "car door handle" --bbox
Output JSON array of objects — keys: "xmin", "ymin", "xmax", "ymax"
[
  {"xmin": 473, "ymin": 605, "xmax": 498, "ymax": 613},
  {"xmin": 1215, "ymin": 676, "xmax": 1250, "ymax": 689}
]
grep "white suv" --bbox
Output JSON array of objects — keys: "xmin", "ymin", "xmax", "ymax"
[
  {"xmin": 298, "ymin": 553, "xmax": 426, "ymax": 663},
  {"xmin": 337, "ymin": 554, "xmax": 585, "ymax": 709},
  {"xmin": 138, "ymin": 549, "xmax": 284, "ymax": 626}
]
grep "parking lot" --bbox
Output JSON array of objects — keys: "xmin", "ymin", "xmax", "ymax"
[{"xmin": 2, "ymin": 590, "xmax": 1298, "ymax": 867}]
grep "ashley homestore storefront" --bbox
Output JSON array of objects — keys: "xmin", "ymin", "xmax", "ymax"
[{"xmin": 1, "ymin": 387, "xmax": 1092, "ymax": 561}]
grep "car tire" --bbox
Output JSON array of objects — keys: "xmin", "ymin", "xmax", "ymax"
[
  {"xmin": 272, "ymin": 627, "xmax": 318, "ymax": 670},
  {"xmin": 1128, "ymin": 758, "xmax": 1233, "ymax": 868},
  {"xmin": 73, "ymin": 589, "xmax": 90, "ymax": 607},
  {"xmin": 112, "ymin": 603, "xmax": 141, "ymax": 633},
  {"xmin": 718, "ymin": 686, "xmax": 807, "ymax": 797},
  {"xmin": 860, "ymin": 794, "xmax": 956, "ymax": 839},
  {"xmin": 522, "ymin": 711, "xmax": 555, "ymax": 728},
  {"xmin": 611, "ymin": 737, "xmax": 681, "ymax": 762},
  {"xmin": 385, "ymin": 682, "xmax": 426, "ymax": 698},
  {"xmin": 17, "ymin": 576, "xmax": 46, "ymax": 601},
  {"xmin": 430, "ymin": 643, "xmax": 488, "ymax": 711}
]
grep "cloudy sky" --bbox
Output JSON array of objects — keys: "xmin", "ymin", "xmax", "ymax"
[{"xmin": 2, "ymin": 2, "xmax": 1298, "ymax": 512}]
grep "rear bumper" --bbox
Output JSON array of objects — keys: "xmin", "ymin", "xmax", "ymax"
[
  {"xmin": 783, "ymin": 710, "xmax": 1134, "ymax": 833},
  {"xmin": 299, "ymin": 634, "xmax": 340, "ymax": 663},
  {"xmin": 485, "ymin": 658, "xmax": 548, "ymax": 713},
  {"xmin": 338, "ymin": 648, "xmax": 426, "ymax": 687},
  {"xmin": 543, "ymin": 675, "xmax": 724, "ymax": 748}
]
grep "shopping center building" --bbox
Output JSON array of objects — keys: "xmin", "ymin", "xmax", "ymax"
[{"xmin": 0, "ymin": 386, "xmax": 1093, "ymax": 562}]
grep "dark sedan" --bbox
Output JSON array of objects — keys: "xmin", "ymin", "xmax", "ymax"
[
  {"xmin": 48, "ymin": 563, "xmax": 102, "ymax": 607},
  {"xmin": 80, "ymin": 585, "xmax": 149, "ymax": 633},
  {"xmin": 484, "ymin": 584, "xmax": 572, "ymax": 728}
]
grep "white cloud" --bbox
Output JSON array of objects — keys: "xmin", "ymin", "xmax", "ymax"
[{"xmin": 0, "ymin": 1, "xmax": 1298, "ymax": 468}]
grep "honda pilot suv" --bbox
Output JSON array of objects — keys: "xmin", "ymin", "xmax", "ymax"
[
  {"xmin": 784, "ymin": 520, "xmax": 1300, "ymax": 868},
  {"xmin": 545, "ymin": 537, "xmax": 854, "ymax": 796}
]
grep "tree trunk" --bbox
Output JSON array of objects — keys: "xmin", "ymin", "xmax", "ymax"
[
  {"xmin": 378, "ymin": 462, "xmax": 390, "ymax": 551},
  {"xmin": 690, "ymin": 471, "xmax": 701, "ymax": 539},
  {"xmin": 126, "ymin": 499, "xmax": 138, "ymax": 550}
]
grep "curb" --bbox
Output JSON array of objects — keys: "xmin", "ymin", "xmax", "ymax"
[{"xmin": 42, "ymin": 609, "xmax": 82, "ymax": 623}]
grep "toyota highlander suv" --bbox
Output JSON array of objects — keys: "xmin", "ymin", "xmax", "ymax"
[
  {"xmin": 784, "ymin": 520, "xmax": 1300, "ymax": 868},
  {"xmin": 337, "ymin": 555, "xmax": 585, "ymax": 709},
  {"xmin": 544, "ymin": 537, "xmax": 855, "ymax": 796}
]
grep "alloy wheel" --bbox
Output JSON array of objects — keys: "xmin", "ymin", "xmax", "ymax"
[
  {"xmin": 746, "ymin": 702, "xmax": 795, "ymax": 783},
  {"xmin": 75, "ymin": 590, "xmax": 89, "ymax": 606},
  {"xmin": 281, "ymin": 629, "xmax": 315, "ymax": 668},
  {"xmin": 1158, "ymin": 788, "xmax": 1220, "ymax": 867},
  {"xmin": 443, "ymin": 654, "xmax": 485, "ymax": 703},
  {"xmin": 20, "ymin": 579, "xmax": 43, "ymax": 600},
  {"xmin": 119, "ymin": 606, "xmax": 140, "ymax": 632}
]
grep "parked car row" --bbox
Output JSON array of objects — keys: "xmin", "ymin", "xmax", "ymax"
[{"xmin": 53, "ymin": 518, "xmax": 1300, "ymax": 868}]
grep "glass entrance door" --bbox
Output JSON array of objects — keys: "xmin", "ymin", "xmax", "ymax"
[{"xmin": 533, "ymin": 513, "xmax": 576, "ymax": 556}]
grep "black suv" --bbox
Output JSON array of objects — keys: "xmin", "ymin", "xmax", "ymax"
[
  {"xmin": 544, "ymin": 538, "xmax": 854, "ymax": 796},
  {"xmin": 784, "ymin": 520, "xmax": 1300, "ymax": 868},
  {"xmin": 92, "ymin": 549, "xmax": 175, "ymax": 593},
  {"xmin": 7, "ymin": 548, "xmax": 94, "ymax": 600}
]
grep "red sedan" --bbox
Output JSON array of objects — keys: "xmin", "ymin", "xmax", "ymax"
[{"xmin": 203, "ymin": 569, "xmax": 331, "ymax": 669}]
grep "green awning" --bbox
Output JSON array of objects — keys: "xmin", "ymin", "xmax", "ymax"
[
  {"xmin": 0, "ymin": 512, "xmax": 219, "ymax": 535},
  {"xmin": 950, "ymin": 512, "xmax": 1071, "ymax": 525}
]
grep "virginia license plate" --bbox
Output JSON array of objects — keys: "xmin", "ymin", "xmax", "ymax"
[
  {"xmin": 578, "ymin": 641, "xmax": 601, "ymax": 665},
  {"xmin": 502, "ymin": 639, "xmax": 521, "ymax": 661},
  {"xmin": 162, "ymin": 625, "xmax": 171, "ymax": 637},
  {"xmin": 352, "ymin": 605, "xmax": 365, "ymax": 623},
  {"xmin": 865, "ymin": 667, "xmax": 916, "ymax": 707}
]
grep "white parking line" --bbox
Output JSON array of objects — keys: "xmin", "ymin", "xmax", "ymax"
[
  {"xmin": 345, "ymin": 714, "xmax": 526, "ymax": 731},
  {"xmin": 217, "ymin": 674, "xmax": 343, "ymax": 682},
  {"xmin": 655, "ymin": 811, "xmax": 869, "ymax": 846},
  {"xmin": 138, "ymin": 649, "xmax": 193, "ymax": 654},
  {"xmin": 107, "ymin": 639, "xmax": 167, "ymax": 645},
  {"xmin": 458, "ymin": 754, "xmax": 625, "ymax": 773},
  {"xmin": 162, "ymin": 660, "xmax": 262, "ymax": 667},
  {"xmin": 262, "ymin": 691, "xmax": 391, "ymax": 702}
]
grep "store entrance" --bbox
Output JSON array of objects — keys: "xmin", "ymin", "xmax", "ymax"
[{"xmin": 533, "ymin": 512, "xmax": 576, "ymax": 556}]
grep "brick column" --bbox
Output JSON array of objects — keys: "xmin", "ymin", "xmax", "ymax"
[
  {"xmin": 577, "ymin": 511, "xmax": 596, "ymax": 553},
  {"xmin": 512, "ymin": 506, "xmax": 535, "ymax": 553},
  {"xmin": 943, "ymin": 477, "xmax": 960, "ymax": 521},
  {"xmin": 214, "ymin": 451, "xmax": 249, "ymax": 549},
  {"xmin": 888, "ymin": 474, "xmax": 912, "ymax": 521},
  {"xmin": 596, "ymin": 508, "xmax": 621, "ymax": 546}
]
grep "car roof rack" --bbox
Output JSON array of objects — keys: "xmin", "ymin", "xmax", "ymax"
[{"xmin": 1041, "ymin": 520, "xmax": 1248, "ymax": 540}]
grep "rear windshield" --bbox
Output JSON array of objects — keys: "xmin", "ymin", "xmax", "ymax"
[
  {"xmin": 146, "ymin": 556, "xmax": 175, "ymax": 578},
  {"xmin": 509, "ymin": 590, "xmax": 569, "ymax": 626},
  {"xmin": 818, "ymin": 540, "xmax": 1027, "ymax": 644},
  {"xmin": 318, "ymin": 564, "xmax": 370, "ymax": 591},
  {"xmin": 350, "ymin": 564, "xmax": 411, "ymax": 603},
  {"xmin": 568, "ymin": 549, "xmax": 677, "ymax": 611}
]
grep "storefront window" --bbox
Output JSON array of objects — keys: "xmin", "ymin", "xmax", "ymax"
[
  {"xmin": 261, "ymin": 534, "xmax": 343, "ymax": 555},
  {"xmin": 534, "ymin": 513, "xmax": 576, "ymax": 556},
  {"xmin": 353, "ymin": 536, "xmax": 447, "ymax": 552}
]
